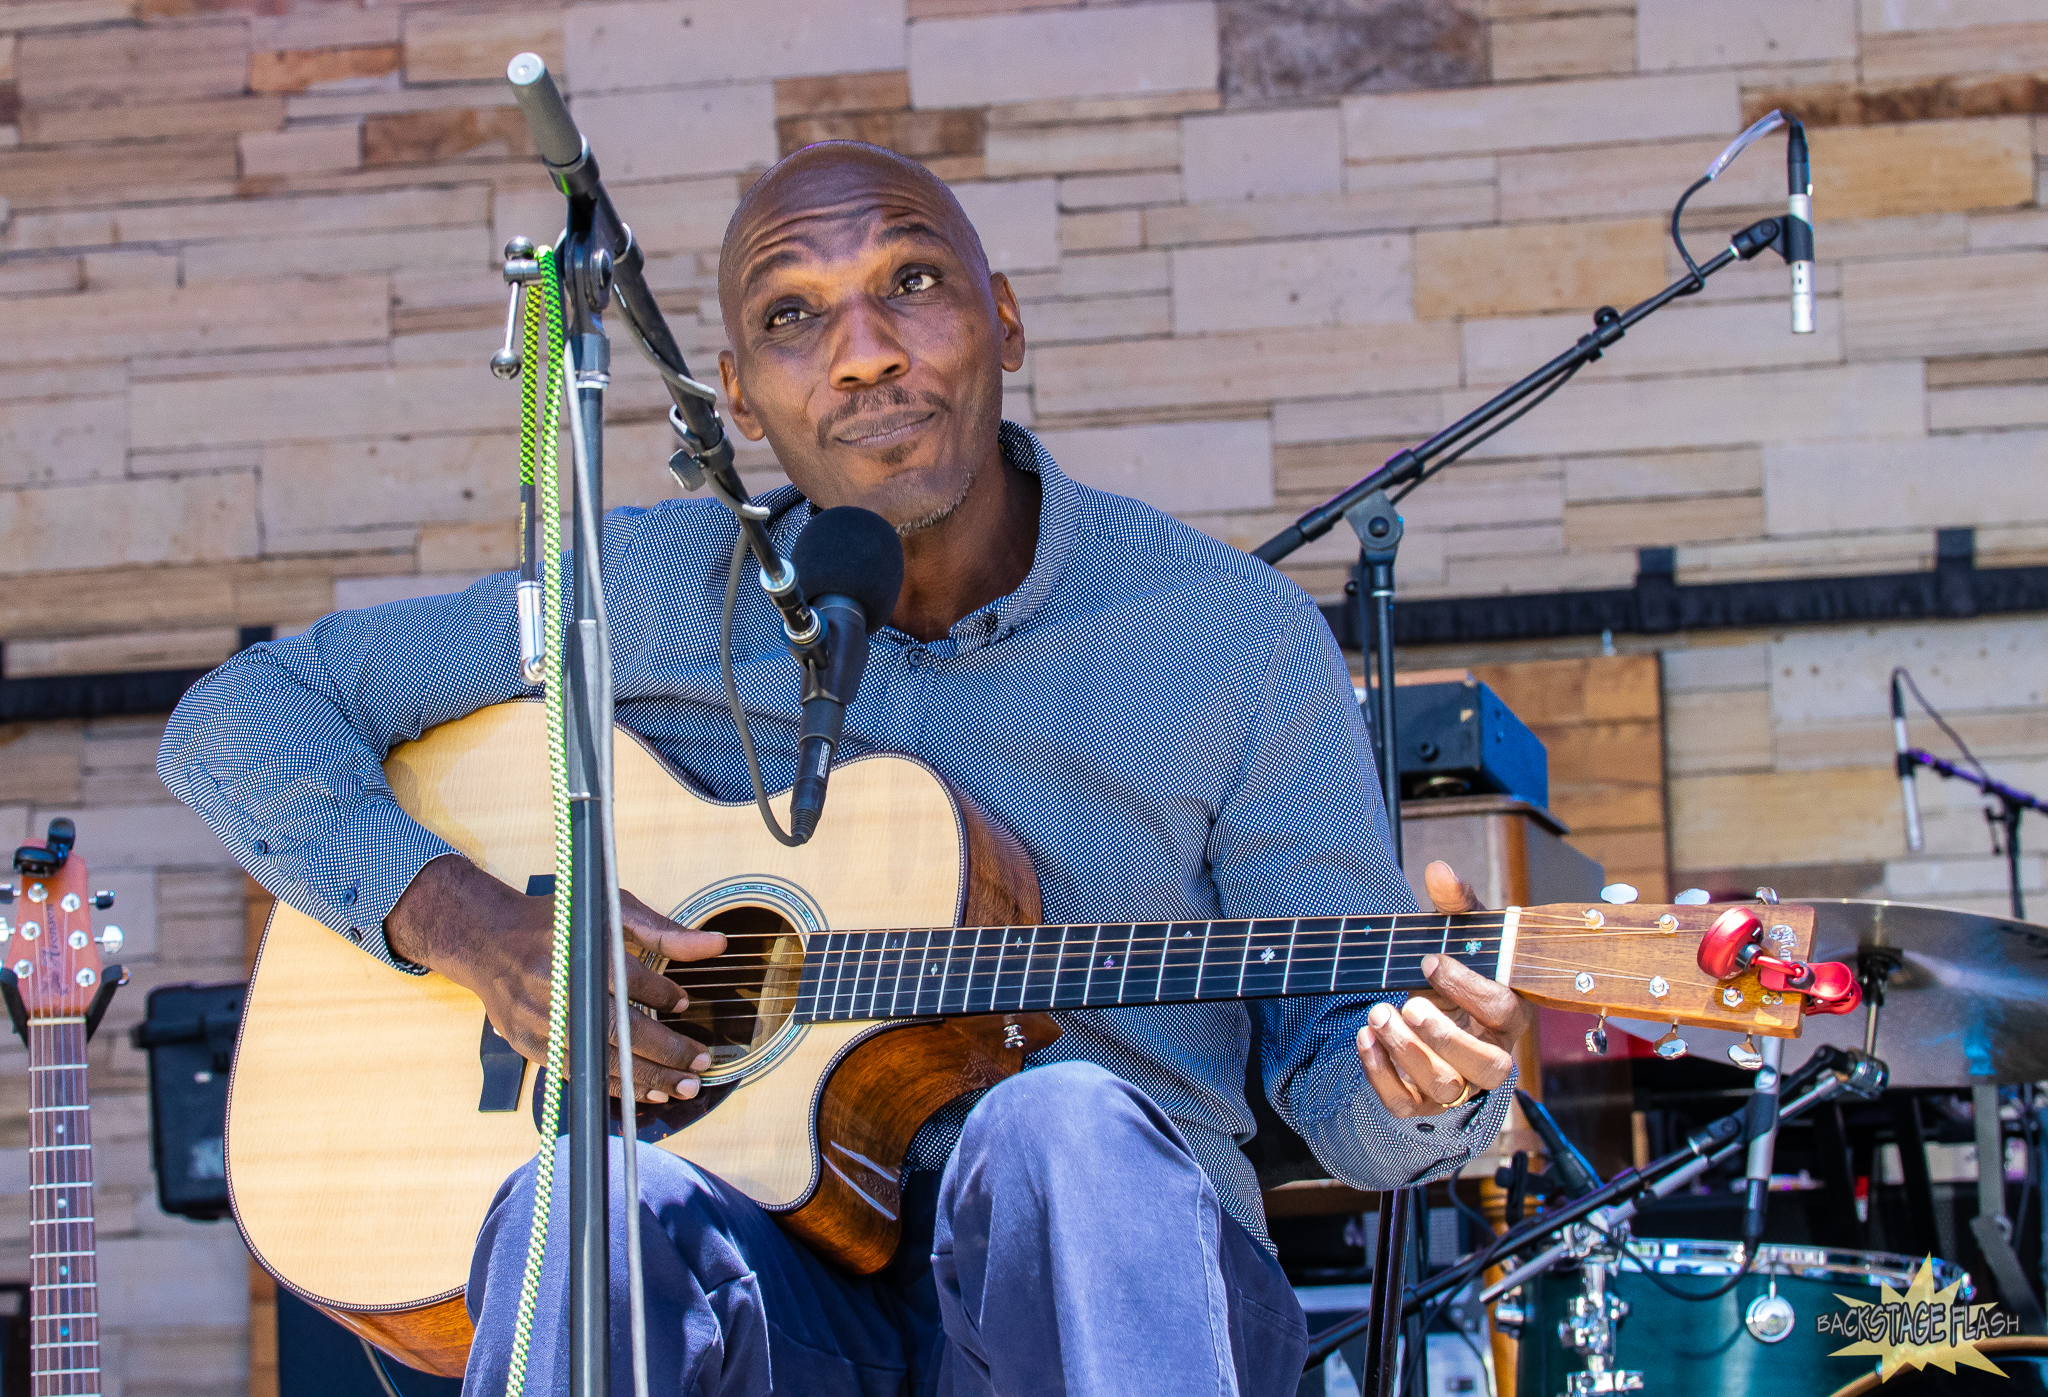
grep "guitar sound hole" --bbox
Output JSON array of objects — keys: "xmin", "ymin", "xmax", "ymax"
[{"xmin": 652, "ymin": 906, "xmax": 805, "ymax": 1070}]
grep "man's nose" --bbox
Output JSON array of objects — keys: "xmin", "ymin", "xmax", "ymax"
[{"xmin": 829, "ymin": 297, "xmax": 909, "ymax": 389}]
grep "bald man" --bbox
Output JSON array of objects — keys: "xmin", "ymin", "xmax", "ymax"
[{"xmin": 162, "ymin": 142, "xmax": 1530, "ymax": 1395}]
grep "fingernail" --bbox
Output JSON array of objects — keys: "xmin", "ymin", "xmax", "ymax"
[
  {"xmin": 1403, "ymin": 1001, "xmax": 1426, "ymax": 1025},
  {"xmin": 1368, "ymin": 1003, "xmax": 1393, "ymax": 1027},
  {"xmin": 646, "ymin": 1090, "xmax": 668, "ymax": 1104},
  {"xmin": 691, "ymin": 1053, "xmax": 711, "ymax": 1072},
  {"xmin": 676, "ymin": 1077, "xmax": 699, "ymax": 1099},
  {"xmin": 1422, "ymin": 953, "xmax": 1440, "ymax": 975},
  {"xmin": 674, "ymin": 994, "xmax": 689, "ymax": 1011}
]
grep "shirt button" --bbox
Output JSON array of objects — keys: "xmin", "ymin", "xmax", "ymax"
[
  {"xmin": 339, "ymin": 888, "xmax": 357, "ymax": 907},
  {"xmin": 254, "ymin": 840, "xmax": 269, "ymax": 856},
  {"xmin": 1416, "ymin": 1120, "xmax": 1435, "ymax": 1133}
]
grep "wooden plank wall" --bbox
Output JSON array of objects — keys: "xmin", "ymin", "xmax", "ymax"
[{"xmin": 1471, "ymin": 654, "xmax": 1670, "ymax": 901}]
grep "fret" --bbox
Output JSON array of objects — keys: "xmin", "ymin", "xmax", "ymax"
[
  {"xmin": 1156, "ymin": 923, "xmax": 1207, "ymax": 1002},
  {"xmin": 1239, "ymin": 920, "xmax": 1293, "ymax": 999},
  {"xmin": 1077, "ymin": 926, "xmax": 1104, "ymax": 1006},
  {"xmin": 909, "ymin": 928, "xmax": 941, "ymax": 1017},
  {"xmin": 936, "ymin": 927, "xmax": 968, "ymax": 1017},
  {"xmin": 1196, "ymin": 922, "xmax": 1249, "ymax": 999},
  {"xmin": 1083, "ymin": 925, "xmax": 1137, "ymax": 1008},
  {"xmin": 1376, "ymin": 917, "xmax": 1396, "ymax": 990},
  {"xmin": 1118, "ymin": 922, "xmax": 1164, "ymax": 1005},
  {"xmin": 1044, "ymin": 925, "xmax": 1083, "ymax": 1009},
  {"xmin": 994, "ymin": 927, "xmax": 1032, "ymax": 1012},
  {"xmin": 891, "ymin": 929, "xmax": 923, "ymax": 1018},
  {"xmin": 1290, "ymin": 918, "xmax": 1343, "ymax": 995},
  {"xmin": 852, "ymin": 930, "xmax": 881, "ymax": 1021},
  {"xmin": 973, "ymin": 925, "xmax": 1005, "ymax": 1014},
  {"xmin": 810, "ymin": 931, "xmax": 842, "ymax": 1022}
]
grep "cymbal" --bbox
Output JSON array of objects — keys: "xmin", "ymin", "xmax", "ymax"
[{"xmin": 1798, "ymin": 898, "xmax": 2048, "ymax": 1087}]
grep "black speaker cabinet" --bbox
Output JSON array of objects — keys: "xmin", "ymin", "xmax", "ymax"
[{"xmin": 131, "ymin": 981, "xmax": 244, "ymax": 1222}]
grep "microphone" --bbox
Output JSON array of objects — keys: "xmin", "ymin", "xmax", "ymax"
[
  {"xmin": 1517, "ymin": 1089, "xmax": 1602, "ymax": 1199},
  {"xmin": 787, "ymin": 508, "xmax": 905, "ymax": 843},
  {"xmin": 1893, "ymin": 671, "xmax": 1924, "ymax": 852},
  {"xmin": 1742, "ymin": 1035, "xmax": 1784, "ymax": 1254},
  {"xmin": 1786, "ymin": 118, "xmax": 1814, "ymax": 334}
]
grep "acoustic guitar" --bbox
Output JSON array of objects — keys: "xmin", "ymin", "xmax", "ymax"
[
  {"xmin": 2, "ymin": 820, "xmax": 125, "ymax": 1397},
  {"xmin": 225, "ymin": 701, "xmax": 1844, "ymax": 1376}
]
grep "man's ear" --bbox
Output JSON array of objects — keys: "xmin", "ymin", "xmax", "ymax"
[
  {"xmin": 717, "ymin": 349, "xmax": 767, "ymax": 442},
  {"xmin": 990, "ymin": 273, "xmax": 1027, "ymax": 373}
]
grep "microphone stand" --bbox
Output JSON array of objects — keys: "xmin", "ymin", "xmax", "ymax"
[
  {"xmin": 1302, "ymin": 1047, "xmax": 1888, "ymax": 1369},
  {"xmin": 1898, "ymin": 749, "xmax": 2045, "ymax": 922},
  {"xmin": 504, "ymin": 53, "xmax": 820, "ymax": 1397},
  {"xmin": 1262, "ymin": 204, "xmax": 1805, "ymax": 1397}
]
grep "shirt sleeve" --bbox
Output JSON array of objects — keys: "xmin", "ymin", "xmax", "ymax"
[
  {"xmin": 156, "ymin": 508, "xmax": 659, "ymax": 970},
  {"xmin": 1212, "ymin": 594, "xmax": 1514, "ymax": 1189}
]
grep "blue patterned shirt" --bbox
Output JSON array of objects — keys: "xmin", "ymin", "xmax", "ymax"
[{"xmin": 159, "ymin": 423, "xmax": 1511, "ymax": 1242}]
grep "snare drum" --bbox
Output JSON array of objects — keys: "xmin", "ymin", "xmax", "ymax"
[{"xmin": 1517, "ymin": 1240, "xmax": 1972, "ymax": 1397}]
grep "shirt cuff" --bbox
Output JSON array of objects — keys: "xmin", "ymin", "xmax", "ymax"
[
  {"xmin": 267, "ymin": 801, "xmax": 461, "ymax": 975},
  {"xmin": 1347, "ymin": 1064, "xmax": 1519, "ymax": 1187}
]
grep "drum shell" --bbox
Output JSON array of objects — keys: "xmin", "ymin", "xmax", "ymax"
[{"xmin": 1518, "ymin": 1241, "xmax": 1970, "ymax": 1396}]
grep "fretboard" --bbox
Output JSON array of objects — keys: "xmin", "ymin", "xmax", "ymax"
[
  {"xmin": 27, "ymin": 1021, "xmax": 97, "ymax": 1397},
  {"xmin": 793, "ymin": 912, "xmax": 1514, "ymax": 1025}
]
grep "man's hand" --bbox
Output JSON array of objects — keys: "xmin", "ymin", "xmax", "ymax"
[
  {"xmin": 385, "ymin": 857, "xmax": 727, "ymax": 1104},
  {"xmin": 1356, "ymin": 860, "xmax": 1535, "ymax": 1119}
]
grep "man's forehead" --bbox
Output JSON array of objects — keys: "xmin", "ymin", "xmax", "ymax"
[{"xmin": 735, "ymin": 195, "xmax": 958, "ymax": 291}]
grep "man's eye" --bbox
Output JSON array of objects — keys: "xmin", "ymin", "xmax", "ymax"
[
  {"xmin": 895, "ymin": 270, "xmax": 939, "ymax": 295},
  {"xmin": 765, "ymin": 305, "xmax": 808, "ymax": 329}
]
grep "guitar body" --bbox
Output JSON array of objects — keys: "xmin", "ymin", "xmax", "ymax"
[{"xmin": 226, "ymin": 702, "xmax": 1046, "ymax": 1376}]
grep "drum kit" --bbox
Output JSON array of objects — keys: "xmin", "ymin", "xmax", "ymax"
[{"xmin": 1497, "ymin": 897, "xmax": 2048, "ymax": 1397}]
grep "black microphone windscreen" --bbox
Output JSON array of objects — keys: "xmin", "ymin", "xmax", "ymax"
[{"xmin": 791, "ymin": 506, "xmax": 905, "ymax": 633}]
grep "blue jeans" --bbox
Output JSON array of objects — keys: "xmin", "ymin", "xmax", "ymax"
[{"xmin": 464, "ymin": 1061, "xmax": 1309, "ymax": 1396}]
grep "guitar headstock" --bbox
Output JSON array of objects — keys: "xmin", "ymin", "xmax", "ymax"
[
  {"xmin": 3, "ymin": 819, "xmax": 119, "ymax": 1022},
  {"xmin": 1508, "ymin": 901, "xmax": 1824, "ymax": 1039}
]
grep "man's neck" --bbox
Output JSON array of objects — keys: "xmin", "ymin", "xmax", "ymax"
[{"xmin": 889, "ymin": 448, "xmax": 1041, "ymax": 642}]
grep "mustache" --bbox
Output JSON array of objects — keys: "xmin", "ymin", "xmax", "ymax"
[{"xmin": 814, "ymin": 386, "xmax": 950, "ymax": 451}]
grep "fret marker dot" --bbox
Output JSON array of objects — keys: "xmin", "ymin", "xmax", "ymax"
[
  {"xmin": 1102, "ymin": 956, "xmax": 1116, "ymax": 969},
  {"xmin": 1465, "ymin": 940, "xmax": 1481, "ymax": 955},
  {"xmin": 1259, "ymin": 947, "xmax": 1275, "ymax": 963}
]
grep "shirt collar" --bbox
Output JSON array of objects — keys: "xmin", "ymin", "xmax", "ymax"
[{"xmin": 750, "ymin": 421, "xmax": 1081, "ymax": 654}]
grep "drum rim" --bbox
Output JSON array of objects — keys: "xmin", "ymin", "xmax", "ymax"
[{"xmin": 1622, "ymin": 1237, "xmax": 1969, "ymax": 1290}]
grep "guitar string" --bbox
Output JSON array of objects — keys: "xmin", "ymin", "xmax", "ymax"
[{"xmin": 625, "ymin": 912, "xmax": 1746, "ymax": 998}]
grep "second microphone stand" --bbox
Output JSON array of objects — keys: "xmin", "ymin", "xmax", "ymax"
[{"xmin": 1260, "ymin": 208, "xmax": 1809, "ymax": 1397}]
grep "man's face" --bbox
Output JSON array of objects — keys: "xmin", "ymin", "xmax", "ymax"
[{"xmin": 717, "ymin": 152, "xmax": 1026, "ymax": 532}]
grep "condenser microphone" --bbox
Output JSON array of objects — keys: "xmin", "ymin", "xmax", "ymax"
[
  {"xmin": 1787, "ymin": 119, "xmax": 1814, "ymax": 334},
  {"xmin": 1893, "ymin": 671, "xmax": 1924, "ymax": 852},
  {"xmin": 787, "ymin": 507, "xmax": 905, "ymax": 843}
]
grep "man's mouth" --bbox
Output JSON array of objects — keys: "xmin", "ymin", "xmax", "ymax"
[{"xmin": 834, "ymin": 409, "xmax": 936, "ymax": 448}]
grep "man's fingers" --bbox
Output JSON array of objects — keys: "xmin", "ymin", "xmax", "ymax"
[
  {"xmin": 1423, "ymin": 860, "xmax": 1485, "ymax": 914},
  {"xmin": 1399, "ymin": 997, "xmax": 1514, "ymax": 1091},
  {"xmin": 1356, "ymin": 1023, "xmax": 1428, "ymax": 1118},
  {"xmin": 621, "ymin": 889, "xmax": 727, "ymax": 964},
  {"xmin": 1367, "ymin": 1002, "xmax": 1464, "ymax": 1105},
  {"xmin": 1421, "ymin": 952, "xmax": 1531, "ymax": 1039},
  {"xmin": 607, "ymin": 1008, "xmax": 712, "ymax": 1074},
  {"xmin": 624, "ymin": 956, "xmax": 687, "ymax": 1012}
]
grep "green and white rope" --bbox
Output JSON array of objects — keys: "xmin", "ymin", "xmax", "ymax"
[{"xmin": 505, "ymin": 245, "xmax": 572, "ymax": 1397}]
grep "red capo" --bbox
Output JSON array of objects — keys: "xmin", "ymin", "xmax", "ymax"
[{"xmin": 1696, "ymin": 907, "xmax": 1861, "ymax": 1016}]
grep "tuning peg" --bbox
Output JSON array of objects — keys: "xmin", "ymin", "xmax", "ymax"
[
  {"xmin": 1653, "ymin": 1025, "xmax": 1689, "ymax": 1060},
  {"xmin": 1585, "ymin": 1014, "xmax": 1609, "ymax": 1056},
  {"xmin": 92, "ymin": 891, "xmax": 114, "ymax": 910},
  {"xmin": 95, "ymin": 926, "xmax": 123, "ymax": 956},
  {"xmin": 1600, "ymin": 883, "xmax": 1639, "ymax": 905},
  {"xmin": 1754, "ymin": 887, "xmax": 1779, "ymax": 906},
  {"xmin": 0, "ymin": 883, "xmax": 12, "ymax": 905},
  {"xmin": 1727, "ymin": 1035, "xmax": 1763, "ymax": 1071},
  {"xmin": 1674, "ymin": 888, "xmax": 1710, "ymax": 905}
]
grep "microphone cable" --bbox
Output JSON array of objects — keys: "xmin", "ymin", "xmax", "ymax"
[
  {"xmin": 722, "ymin": 524, "xmax": 807, "ymax": 848},
  {"xmin": 1892, "ymin": 665, "xmax": 1991, "ymax": 786}
]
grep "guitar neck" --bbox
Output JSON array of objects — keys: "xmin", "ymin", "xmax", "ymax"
[
  {"xmin": 28, "ymin": 1020, "xmax": 98, "ymax": 1397},
  {"xmin": 794, "ymin": 910, "xmax": 1515, "ymax": 1024}
]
